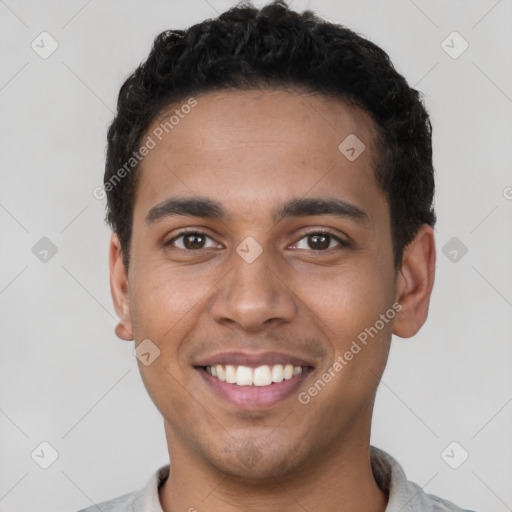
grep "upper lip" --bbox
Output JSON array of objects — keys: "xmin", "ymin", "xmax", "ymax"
[{"xmin": 194, "ymin": 351, "xmax": 315, "ymax": 368}]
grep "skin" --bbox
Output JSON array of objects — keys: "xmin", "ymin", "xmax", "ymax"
[{"xmin": 110, "ymin": 89, "xmax": 436, "ymax": 512}]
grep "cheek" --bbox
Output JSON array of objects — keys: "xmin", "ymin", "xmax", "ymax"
[
  {"xmin": 128, "ymin": 269, "xmax": 204, "ymax": 414},
  {"xmin": 128, "ymin": 263, "xmax": 214, "ymax": 351},
  {"xmin": 294, "ymin": 267, "xmax": 393, "ymax": 417},
  {"xmin": 293, "ymin": 261, "xmax": 392, "ymax": 340},
  {"xmin": 292, "ymin": 259, "xmax": 395, "ymax": 403}
]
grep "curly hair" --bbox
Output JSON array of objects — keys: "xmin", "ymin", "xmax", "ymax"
[{"xmin": 104, "ymin": 0, "xmax": 435, "ymax": 270}]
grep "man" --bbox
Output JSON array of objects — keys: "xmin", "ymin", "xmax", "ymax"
[{"xmin": 80, "ymin": 1, "xmax": 476, "ymax": 510}]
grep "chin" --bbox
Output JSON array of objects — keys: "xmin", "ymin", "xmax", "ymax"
[{"xmin": 208, "ymin": 438, "xmax": 307, "ymax": 483}]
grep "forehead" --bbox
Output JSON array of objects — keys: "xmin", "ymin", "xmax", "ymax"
[{"xmin": 133, "ymin": 89, "xmax": 385, "ymax": 224}]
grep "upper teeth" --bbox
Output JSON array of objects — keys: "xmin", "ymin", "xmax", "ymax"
[{"xmin": 206, "ymin": 364, "xmax": 303, "ymax": 387}]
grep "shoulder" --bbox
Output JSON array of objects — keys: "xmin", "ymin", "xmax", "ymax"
[
  {"xmin": 76, "ymin": 490, "xmax": 138, "ymax": 512},
  {"xmin": 370, "ymin": 446, "xmax": 477, "ymax": 512},
  {"xmin": 75, "ymin": 464, "xmax": 170, "ymax": 512},
  {"xmin": 406, "ymin": 479, "xmax": 478, "ymax": 511}
]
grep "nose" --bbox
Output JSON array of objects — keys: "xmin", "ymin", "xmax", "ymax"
[{"xmin": 210, "ymin": 248, "xmax": 296, "ymax": 332}]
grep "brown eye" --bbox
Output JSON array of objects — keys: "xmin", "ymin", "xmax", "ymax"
[
  {"xmin": 182, "ymin": 233, "xmax": 206, "ymax": 249},
  {"xmin": 294, "ymin": 231, "xmax": 347, "ymax": 251},
  {"xmin": 307, "ymin": 234, "xmax": 331, "ymax": 250},
  {"xmin": 166, "ymin": 231, "xmax": 217, "ymax": 250}
]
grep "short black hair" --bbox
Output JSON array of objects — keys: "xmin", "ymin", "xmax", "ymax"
[{"xmin": 104, "ymin": 0, "xmax": 436, "ymax": 270}]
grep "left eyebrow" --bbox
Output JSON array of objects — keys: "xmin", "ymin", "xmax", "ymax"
[
  {"xmin": 273, "ymin": 197, "xmax": 369, "ymax": 225},
  {"xmin": 145, "ymin": 196, "xmax": 369, "ymax": 226}
]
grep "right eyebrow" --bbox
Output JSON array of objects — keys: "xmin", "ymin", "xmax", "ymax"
[{"xmin": 145, "ymin": 197, "xmax": 226, "ymax": 224}]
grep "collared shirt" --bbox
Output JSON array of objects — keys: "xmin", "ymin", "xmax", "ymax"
[{"xmin": 77, "ymin": 445, "xmax": 477, "ymax": 511}]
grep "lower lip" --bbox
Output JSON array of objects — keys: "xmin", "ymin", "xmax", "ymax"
[{"xmin": 197, "ymin": 367, "xmax": 312, "ymax": 409}]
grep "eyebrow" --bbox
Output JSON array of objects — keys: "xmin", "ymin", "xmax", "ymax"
[{"xmin": 145, "ymin": 196, "xmax": 369, "ymax": 225}]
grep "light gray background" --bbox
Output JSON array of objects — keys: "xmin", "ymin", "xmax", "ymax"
[{"xmin": 1, "ymin": 1, "xmax": 511, "ymax": 511}]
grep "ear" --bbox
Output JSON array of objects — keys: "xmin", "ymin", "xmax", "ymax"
[
  {"xmin": 393, "ymin": 225, "xmax": 436, "ymax": 338},
  {"xmin": 109, "ymin": 233, "xmax": 133, "ymax": 341}
]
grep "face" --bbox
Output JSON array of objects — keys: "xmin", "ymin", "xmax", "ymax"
[{"xmin": 110, "ymin": 89, "xmax": 433, "ymax": 481}]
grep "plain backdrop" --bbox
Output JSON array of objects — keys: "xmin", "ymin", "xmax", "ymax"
[{"xmin": 1, "ymin": 1, "xmax": 511, "ymax": 511}]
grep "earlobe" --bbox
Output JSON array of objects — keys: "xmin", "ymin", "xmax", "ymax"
[
  {"xmin": 393, "ymin": 225, "xmax": 436, "ymax": 339},
  {"xmin": 115, "ymin": 322, "xmax": 133, "ymax": 341},
  {"xmin": 109, "ymin": 233, "xmax": 134, "ymax": 341}
]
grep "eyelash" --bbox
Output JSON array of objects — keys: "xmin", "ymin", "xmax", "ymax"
[{"xmin": 164, "ymin": 228, "xmax": 350, "ymax": 252}]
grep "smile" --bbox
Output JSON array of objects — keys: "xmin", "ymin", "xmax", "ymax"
[
  {"xmin": 197, "ymin": 365, "xmax": 313, "ymax": 408},
  {"xmin": 204, "ymin": 363, "xmax": 304, "ymax": 387},
  {"xmin": 194, "ymin": 351, "xmax": 315, "ymax": 408}
]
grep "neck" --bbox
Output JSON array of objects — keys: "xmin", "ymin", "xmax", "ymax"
[{"xmin": 159, "ymin": 430, "xmax": 388, "ymax": 512}]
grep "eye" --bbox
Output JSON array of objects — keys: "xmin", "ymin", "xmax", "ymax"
[
  {"xmin": 293, "ymin": 231, "xmax": 348, "ymax": 251},
  {"xmin": 165, "ymin": 230, "xmax": 219, "ymax": 250},
  {"xmin": 164, "ymin": 229, "xmax": 349, "ymax": 252}
]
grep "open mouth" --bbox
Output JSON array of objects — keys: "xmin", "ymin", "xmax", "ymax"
[
  {"xmin": 193, "ymin": 351, "xmax": 315, "ymax": 408},
  {"xmin": 196, "ymin": 363, "xmax": 314, "ymax": 408},
  {"xmin": 202, "ymin": 363, "xmax": 308, "ymax": 387}
]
